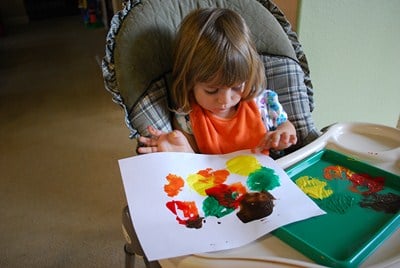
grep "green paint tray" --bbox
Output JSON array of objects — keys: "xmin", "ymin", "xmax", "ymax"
[{"xmin": 273, "ymin": 149, "xmax": 400, "ymax": 268}]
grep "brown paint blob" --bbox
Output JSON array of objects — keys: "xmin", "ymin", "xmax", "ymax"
[
  {"xmin": 360, "ymin": 192, "xmax": 400, "ymax": 214},
  {"xmin": 236, "ymin": 191, "xmax": 275, "ymax": 223}
]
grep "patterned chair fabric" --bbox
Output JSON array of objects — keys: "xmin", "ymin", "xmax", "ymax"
[{"xmin": 102, "ymin": 0, "xmax": 320, "ymax": 151}]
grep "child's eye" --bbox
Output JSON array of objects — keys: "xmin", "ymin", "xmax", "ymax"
[{"xmin": 204, "ymin": 88, "xmax": 218, "ymax": 94}]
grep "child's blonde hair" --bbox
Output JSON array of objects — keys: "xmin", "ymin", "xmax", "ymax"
[{"xmin": 171, "ymin": 7, "xmax": 266, "ymax": 113}]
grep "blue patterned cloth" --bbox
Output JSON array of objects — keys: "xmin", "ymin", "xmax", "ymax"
[{"xmin": 255, "ymin": 89, "xmax": 288, "ymax": 131}]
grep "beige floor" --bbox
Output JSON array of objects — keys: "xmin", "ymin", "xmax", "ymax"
[{"xmin": 0, "ymin": 16, "xmax": 139, "ymax": 267}]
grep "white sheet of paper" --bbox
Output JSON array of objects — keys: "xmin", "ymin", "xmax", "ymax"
[{"xmin": 119, "ymin": 150, "xmax": 325, "ymax": 261}]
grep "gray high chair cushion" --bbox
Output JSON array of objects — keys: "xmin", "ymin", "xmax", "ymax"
[
  {"xmin": 102, "ymin": 0, "xmax": 319, "ymax": 148},
  {"xmin": 262, "ymin": 55, "xmax": 319, "ymax": 150}
]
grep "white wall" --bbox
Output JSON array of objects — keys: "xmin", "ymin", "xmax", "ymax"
[{"xmin": 297, "ymin": 0, "xmax": 400, "ymax": 130}]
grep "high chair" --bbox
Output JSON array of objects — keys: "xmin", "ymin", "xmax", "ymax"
[{"xmin": 102, "ymin": 0, "xmax": 320, "ymax": 267}]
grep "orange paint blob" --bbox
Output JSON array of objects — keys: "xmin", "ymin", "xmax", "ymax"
[
  {"xmin": 323, "ymin": 165, "xmax": 384, "ymax": 195},
  {"xmin": 324, "ymin": 165, "xmax": 353, "ymax": 180},
  {"xmin": 197, "ymin": 168, "xmax": 230, "ymax": 184},
  {"xmin": 164, "ymin": 174, "xmax": 184, "ymax": 197},
  {"xmin": 229, "ymin": 182, "xmax": 248, "ymax": 195}
]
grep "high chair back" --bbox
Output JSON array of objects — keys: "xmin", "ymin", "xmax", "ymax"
[{"xmin": 102, "ymin": 0, "xmax": 320, "ymax": 152}]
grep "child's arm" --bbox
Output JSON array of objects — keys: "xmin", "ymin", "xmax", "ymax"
[
  {"xmin": 256, "ymin": 120, "xmax": 297, "ymax": 152},
  {"xmin": 137, "ymin": 125, "xmax": 195, "ymax": 154},
  {"xmin": 254, "ymin": 90, "xmax": 297, "ymax": 153},
  {"xmin": 172, "ymin": 116, "xmax": 200, "ymax": 153}
]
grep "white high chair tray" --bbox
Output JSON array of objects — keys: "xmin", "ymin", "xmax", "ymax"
[{"xmin": 159, "ymin": 122, "xmax": 400, "ymax": 268}]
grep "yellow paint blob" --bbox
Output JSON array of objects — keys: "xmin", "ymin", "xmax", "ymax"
[
  {"xmin": 226, "ymin": 155, "xmax": 261, "ymax": 176},
  {"xmin": 187, "ymin": 173, "xmax": 213, "ymax": 196},
  {"xmin": 295, "ymin": 176, "xmax": 333, "ymax": 199},
  {"xmin": 186, "ymin": 168, "xmax": 229, "ymax": 196}
]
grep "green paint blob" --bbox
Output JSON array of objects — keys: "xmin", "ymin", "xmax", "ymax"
[
  {"xmin": 247, "ymin": 167, "xmax": 280, "ymax": 192},
  {"xmin": 202, "ymin": 196, "xmax": 235, "ymax": 218},
  {"xmin": 316, "ymin": 193, "xmax": 356, "ymax": 214}
]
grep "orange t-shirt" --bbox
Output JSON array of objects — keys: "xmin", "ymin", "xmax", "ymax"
[{"xmin": 190, "ymin": 100, "xmax": 267, "ymax": 154}]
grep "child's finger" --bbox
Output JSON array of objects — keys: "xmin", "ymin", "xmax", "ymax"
[
  {"xmin": 137, "ymin": 146, "xmax": 159, "ymax": 154},
  {"xmin": 137, "ymin": 136, "xmax": 148, "ymax": 146},
  {"xmin": 289, "ymin": 135, "xmax": 297, "ymax": 145},
  {"xmin": 280, "ymin": 132, "xmax": 290, "ymax": 144},
  {"xmin": 270, "ymin": 133, "xmax": 280, "ymax": 148},
  {"xmin": 147, "ymin": 125, "xmax": 164, "ymax": 138},
  {"xmin": 251, "ymin": 146, "xmax": 269, "ymax": 155},
  {"xmin": 138, "ymin": 136, "xmax": 157, "ymax": 146}
]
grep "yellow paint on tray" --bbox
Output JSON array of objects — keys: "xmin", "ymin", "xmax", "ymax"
[
  {"xmin": 295, "ymin": 176, "xmax": 333, "ymax": 199},
  {"xmin": 226, "ymin": 155, "xmax": 261, "ymax": 176}
]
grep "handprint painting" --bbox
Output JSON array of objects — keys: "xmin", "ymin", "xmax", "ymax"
[
  {"xmin": 119, "ymin": 150, "xmax": 325, "ymax": 261},
  {"xmin": 164, "ymin": 155, "xmax": 281, "ymax": 228}
]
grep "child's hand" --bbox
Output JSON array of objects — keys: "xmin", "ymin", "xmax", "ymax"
[
  {"xmin": 254, "ymin": 121, "xmax": 297, "ymax": 153},
  {"xmin": 137, "ymin": 126, "xmax": 194, "ymax": 154}
]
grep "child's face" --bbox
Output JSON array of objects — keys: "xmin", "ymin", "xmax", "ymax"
[{"xmin": 193, "ymin": 81, "xmax": 244, "ymax": 118}]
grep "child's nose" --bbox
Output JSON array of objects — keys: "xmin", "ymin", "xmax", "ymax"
[{"xmin": 217, "ymin": 89, "xmax": 231, "ymax": 104}]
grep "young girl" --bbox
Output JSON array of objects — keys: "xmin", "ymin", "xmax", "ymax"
[{"xmin": 137, "ymin": 7, "xmax": 297, "ymax": 155}]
